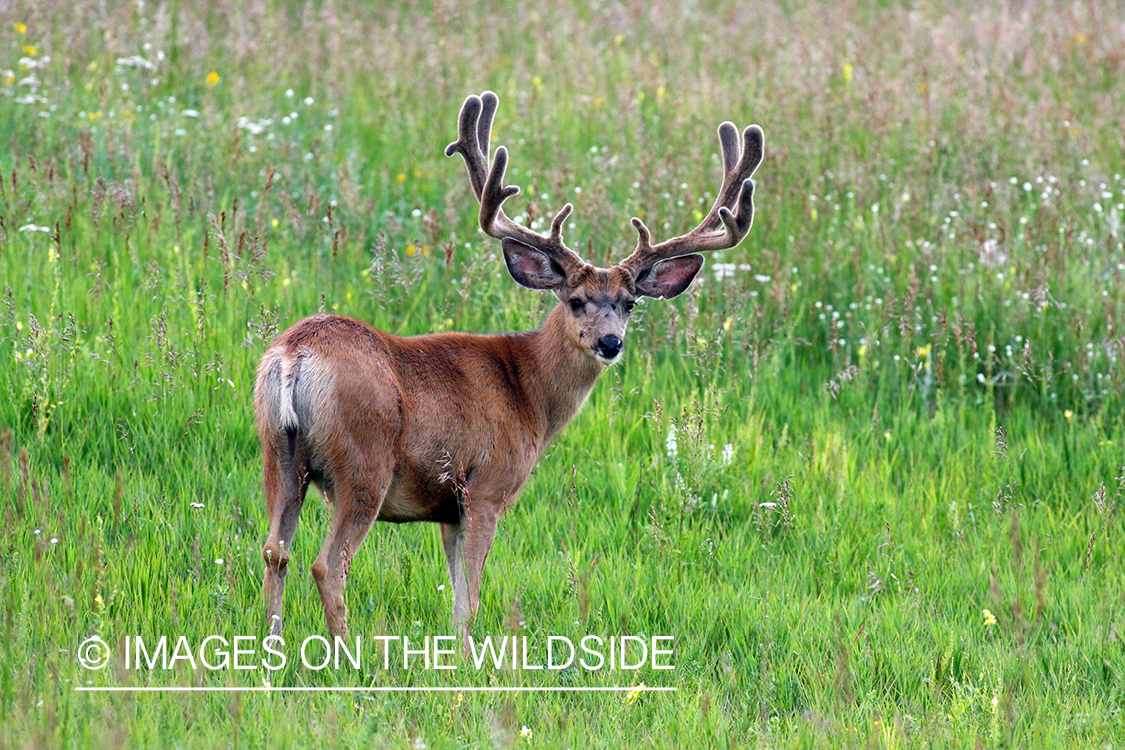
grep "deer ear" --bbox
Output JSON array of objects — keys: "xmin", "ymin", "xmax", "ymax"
[
  {"xmin": 633, "ymin": 254, "xmax": 704, "ymax": 299},
  {"xmin": 502, "ymin": 238, "xmax": 567, "ymax": 291}
]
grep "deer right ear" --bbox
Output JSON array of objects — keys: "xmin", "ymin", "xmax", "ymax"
[{"xmin": 502, "ymin": 238, "xmax": 567, "ymax": 291}]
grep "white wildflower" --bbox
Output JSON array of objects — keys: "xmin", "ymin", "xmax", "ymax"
[{"xmin": 115, "ymin": 55, "xmax": 155, "ymax": 71}]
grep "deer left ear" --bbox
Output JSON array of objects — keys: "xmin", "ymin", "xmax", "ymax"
[
  {"xmin": 633, "ymin": 254, "xmax": 705, "ymax": 299},
  {"xmin": 502, "ymin": 238, "xmax": 567, "ymax": 291}
]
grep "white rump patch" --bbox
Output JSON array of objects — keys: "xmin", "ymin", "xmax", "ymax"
[{"xmin": 256, "ymin": 347, "xmax": 334, "ymax": 437}]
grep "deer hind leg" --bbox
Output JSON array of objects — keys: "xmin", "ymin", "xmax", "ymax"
[
  {"xmin": 311, "ymin": 459, "xmax": 394, "ymax": 637},
  {"xmin": 262, "ymin": 436, "xmax": 308, "ymax": 636}
]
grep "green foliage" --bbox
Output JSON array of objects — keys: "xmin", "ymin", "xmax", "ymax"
[{"xmin": 1, "ymin": 1, "xmax": 1123, "ymax": 747}]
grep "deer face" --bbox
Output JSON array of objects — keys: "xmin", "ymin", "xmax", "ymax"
[
  {"xmin": 502, "ymin": 240, "xmax": 708, "ymax": 365},
  {"xmin": 560, "ymin": 266, "xmax": 634, "ymax": 365}
]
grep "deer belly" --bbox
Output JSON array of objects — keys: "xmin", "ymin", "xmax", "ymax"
[{"xmin": 376, "ymin": 469, "xmax": 461, "ymax": 524}]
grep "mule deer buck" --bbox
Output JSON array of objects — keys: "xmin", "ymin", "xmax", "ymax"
[{"xmin": 255, "ymin": 91, "xmax": 763, "ymax": 642}]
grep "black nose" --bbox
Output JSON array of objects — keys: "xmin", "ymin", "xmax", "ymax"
[{"xmin": 596, "ymin": 335, "xmax": 623, "ymax": 359}]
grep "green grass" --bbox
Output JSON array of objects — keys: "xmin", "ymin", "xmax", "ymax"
[{"xmin": 2, "ymin": 1, "xmax": 1124, "ymax": 747}]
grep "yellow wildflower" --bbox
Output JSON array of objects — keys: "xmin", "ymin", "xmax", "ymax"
[
  {"xmin": 614, "ymin": 34, "xmax": 624, "ymax": 45},
  {"xmin": 594, "ymin": 97, "xmax": 603, "ymax": 108},
  {"xmin": 406, "ymin": 244, "xmax": 417, "ymax": 256},
  {"xmin": 206, "ymin": 71, "xmax": 219, "ymax": 86},
  {"xmin": 982, "ymin": 609, "xmax": 997, "ymax": 626},
  {"xmin": 271, "ymin": 218, "xmax": 280, "ymax": 229},
  {"xmin": 1064, "ymin": 410, "xmax": 1074, "ymax": 423},
  {"xmin": 23, "ymin": 45, "xmax": 37, "ymax": 56},
  {"xmin": 916, "ymin": 344, "xmax": 931, "ymax": 359},
  {"xmin": 14, "ymin": 22, "xmax": 27, "ymax": 35},
  {"xmin": 843, "ymin": 62, "xmax": 853, "ymax": 83},
  {"xmin": 625, "ymin": 683, "xmax": 645, "ymax": 703},
  {"xmin": 396, "ymin": 173, "xmax": 406, "ymax": 183}
]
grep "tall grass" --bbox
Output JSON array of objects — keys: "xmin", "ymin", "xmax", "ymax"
[{"xmin": 1, "ymin": 1, "xmax": 1123, "ymax": 747}]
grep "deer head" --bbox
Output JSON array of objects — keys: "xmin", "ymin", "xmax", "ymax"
[{"xmin": 446, "ymin": 91, "xmax": 764, "ymax": 365}]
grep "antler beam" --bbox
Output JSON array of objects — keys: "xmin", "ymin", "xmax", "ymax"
[{"xmin": 620, "ymin": 122, "xmax": 764, "ymax": 274}]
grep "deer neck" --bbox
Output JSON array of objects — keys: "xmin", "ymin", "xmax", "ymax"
[{"xmin": 522, "ymin": 302, "xmax": 604, "ymax": 442}]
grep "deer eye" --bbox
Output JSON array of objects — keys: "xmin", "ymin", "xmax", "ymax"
[
  {"xmin": 622, "ymin": 300, "xmax": 635, "ymax": 313},
  {"xmin": 568, "ymin": 298, "xmax": 585, "ymax": 314}
]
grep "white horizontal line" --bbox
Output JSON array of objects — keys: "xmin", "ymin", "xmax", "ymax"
[{"xmin": 76, "ymin": 686, "xmax": 676, "ymax": 693}]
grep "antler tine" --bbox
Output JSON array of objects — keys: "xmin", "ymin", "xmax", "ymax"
[
  {"xmin": 477, "ymin": 91, "xmax": 497, "ymax": 163},
  {"xmin": 447, "ymin": 92, "xmax": 585, "ymax": 272},
  {"xmin": 478, "ymin": 144, "xmax": 521, "ymax": 235},
  {"xmin": 621, "ymin": 122, "xmax": 764, "ymax": 274},
  {"xmin": 445, "ymin": 93, "xmax": 492, "ymax": 201}
]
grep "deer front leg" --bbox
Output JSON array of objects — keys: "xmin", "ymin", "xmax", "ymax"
[
  {"xmin": 445, "ymin": 505, "xmax": 501, "ymax": 650},
  {"xmin": 440, "ymin": 523, "xmax": 469, "ymax": 626}
]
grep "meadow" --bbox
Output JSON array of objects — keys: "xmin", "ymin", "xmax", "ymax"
[{"xmin": 1, "ymin": 0, "xmax": 1124, "ymax": 747}]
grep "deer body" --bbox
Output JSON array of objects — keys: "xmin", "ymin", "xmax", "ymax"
[
  {"xmin": 258, "ymin": 307, "xmax": 601, "ymax": 525},
  {"xmin": 257, "ymin": 91, "xmax": 763, "ymax": 641}
]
